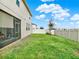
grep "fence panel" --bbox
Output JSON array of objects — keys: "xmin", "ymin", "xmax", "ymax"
[{"xmin": 54, "ymin": 29, "xmax": 79, "ymax": 41}]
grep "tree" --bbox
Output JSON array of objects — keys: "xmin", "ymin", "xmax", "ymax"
[
  {"xmin": 48, "ymin": 19, "xmax": 54, "ymax": 34},
  {"xmin": 40, "ymin": 27, "xmax": 44, "ymax": 29}
]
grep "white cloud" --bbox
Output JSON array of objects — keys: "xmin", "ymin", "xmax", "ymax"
[
  {"xmin": 54, "ymin": 22, "xmax": 57, "ymax": 25},
  {"xmin": 52, "ymin": 8, "xmax": 70, "ymax": 20},
  {"xmin": 36, "ymin": 4, "xmax": 62, "ymax": 13},
  {"xmin": 36, "ymin": 3, "xmax": 69, "ymax": 14},
  {"xmin": 36, "ymin": 3, "xmax": 53, "ymax": 13},
  {"xmin": 70, "ymin": 22, "xmax": 74, "ymax": 24},
  {"xmin": 52, "ymin": 12, "xmax": 70, "ymax": 20},
  {"xmin": 70, "ymin": 14, "xmax": 79, "ymax": 21},
  {"xmin": 36, "ymin": 3, "xmax": 70, "ymax": 20},
  {"xmin": 41, "ymin": 0, "xmax": 55, "ymax": 2},
  {"xmin": 76, "ymin": 21, "xmax": 79, "ymax": 24},
  {"xmin": 35, "ymin": 14, "xmax": 46, "ymax": 20}
]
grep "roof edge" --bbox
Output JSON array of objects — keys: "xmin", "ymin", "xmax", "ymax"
[{"xmin": 22, "ymin": 0, "xmax": 32, "ymax": 17}]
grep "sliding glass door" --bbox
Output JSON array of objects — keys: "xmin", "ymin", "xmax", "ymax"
[
  {"xmin": 14, "ymin": 18, "xmax": 21, "ymax": 39},
  {"xmin": 0, "ymin": 10, "xmax": 21, "ymax": 48}
]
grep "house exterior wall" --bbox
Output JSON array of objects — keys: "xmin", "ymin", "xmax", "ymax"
[{"xmin": 0, "ymin": 0, "xmax": 32, "ymax": 39}]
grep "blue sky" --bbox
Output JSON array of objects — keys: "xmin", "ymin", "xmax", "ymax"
[{"xmin": 26, "ymin": 0, "xmax": 79, "ymax": 29}]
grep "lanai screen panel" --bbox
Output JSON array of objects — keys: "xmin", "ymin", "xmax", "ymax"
[{"xmin": 0, "ymin": 11, "xmax": 14, "ymax": 28}]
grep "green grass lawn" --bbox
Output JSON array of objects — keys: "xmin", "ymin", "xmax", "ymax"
[{"xmin": 0, "ymin": 34, "xmax": 79, "ymax": 59}]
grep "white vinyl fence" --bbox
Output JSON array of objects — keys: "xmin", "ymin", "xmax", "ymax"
[
  {"xmin": 32, "ymin": 29, "xmax": 55, "ymax": 34},
  {"xmin": 32, "ymin": 29, "xmax": 47, "ymax": 34},
  {"xmin": 54, "ymin": 29, "xmax": 79, "ymax": 41}
]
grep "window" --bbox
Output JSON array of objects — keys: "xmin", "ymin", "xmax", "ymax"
[
  {"xmin": 26, "ymin": 23, "xmax": 30, "ymax": 31},
  {"xmin": 16, "ymin": 0, "xmax": 20, "ymax": 7},
  {"xmin": 0, "ymin": 20, "xmax": 21, "ymax": 40},
  {"xmin": 29, "ymin": 17, "xmax": 31, "ymax": 20}
]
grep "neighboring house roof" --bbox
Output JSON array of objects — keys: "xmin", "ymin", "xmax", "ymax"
[
  {"xmin": 32, "ymin": 23, "xmax": 37, "ymax": 26},
  {"xmin": 22, "ymin": 0, "xmax": 32, "ymax": 16}
]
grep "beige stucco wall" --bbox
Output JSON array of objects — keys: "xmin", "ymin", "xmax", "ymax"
[{"xmin": 0, "ymin": 0, "xmax": 32, "ymax": 39}]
